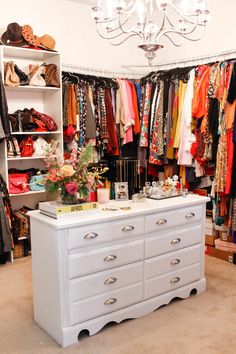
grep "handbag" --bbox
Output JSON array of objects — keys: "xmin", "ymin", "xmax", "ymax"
[
  {"xmin": 8, "ymin": 173, "xmax": 29, "ymax": 194},
  {"xmin": 29, "ymin": 65, "xmax": 46, "ymax": 86},
  {"xmin": 29, "ymin": 174, "xmax": 46, "ymax": 191},
  {"xmin": 7, "ymin": 137, "xmax": 21, "ymax": 157},
  {"xmin": 33, "ymin": 136, "xmax": 49, "ymax": 157},
  {"xmin": 9, "ymin": 113, "xmax": 21, "ymax": 132},
  {"xmin": 19, "ymin": 136, "xmax": 34, "ymax": 157},
  {"xmin": 44, "ymin": 63, "xmax": 60, "ymax": 87},
  {"xmin": 14, "ymin": 64, "xmax": 29, "ymax": 86},
  {"xmin": 30, "ymin": 108, "xmax": 58, "ymax": 131},
  {"xmin": 4, "ymin": 61, "xmax": 20, "ymax": 87}
]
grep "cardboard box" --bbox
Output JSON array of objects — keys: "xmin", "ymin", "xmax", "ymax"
[
  {"xmin": 13, "ymin": 243, "xmax": 24, "ymax": 259},
  {"xmin": 205, "ymin": 235, "xmax": 219, "ymax": 246},
  {"xmin": 219, "ymin": 230, "xmax": 233, "ymax": 243},
  {"xmin": 205, "ymin": 245, "xmax": 236, "ymax": 264}
]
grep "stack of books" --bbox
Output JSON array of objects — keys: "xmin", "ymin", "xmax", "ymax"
[{"xmin": 39, "ymin": 201, "xmax": 98, "ymax": 219}]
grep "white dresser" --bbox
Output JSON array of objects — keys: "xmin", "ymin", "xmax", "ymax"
[{"xmin": 30, "ymin": 194, "xmax": 209, "ymax": 347}]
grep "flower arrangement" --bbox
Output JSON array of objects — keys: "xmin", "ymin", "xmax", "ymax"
[{"xmin": 44, "ymin": 143, "xmax": 107, "ymax": 204}]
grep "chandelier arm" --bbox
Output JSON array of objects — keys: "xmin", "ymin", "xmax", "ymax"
[
  {"xmin": 157, "ymin": 19, "xmax": 202, "ymax": 40},
  {"xmin": 166, "ymin": 2, "xmax": 204, "ymax": 19},
  {"xmin": 108, "ymin": 33, "xmax": 141, "ymax": 46},
  {"xmin": 163, "ymin": 27, "xmax": 206, "ymax": 46},
  {"xmin": 163, "ymin": 34, "xmax": 184, "ymax": 47}
]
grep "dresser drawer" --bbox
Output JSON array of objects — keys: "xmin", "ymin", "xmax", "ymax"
[
  {"xmin": 145, "ymin": 224, "xmax": 202, "ymax": 258},
  {"xmin": 69, "ymin": 262, "xmax": 143, "ymax": 302},
  {"xmin": 69, "ymin": 240, "xmax": 144, "ymax": 278},
  {"xmin": 145, "ymin": 205, "xmax": 202, "ymax": 234},
  {"xmin": 70, "ymin": 282, "xmax": 143, "ymax": 325},
  {"xmin": 144, "ymin": 244, "xmax": 201, "ymax": 279},
  {"xmin": 68, "ymin": 216, "xmax": 144, "ymax": 250},
  {"xmin": 144, "ymin": 263, "xmax": 201, "ymax": 300}
]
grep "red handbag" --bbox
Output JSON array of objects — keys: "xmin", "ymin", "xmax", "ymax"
[
  {"xmin": 30, "ymin": 108, "xmax": 58, "ymax": 131},
  {"xmin": 19, "ymin": 136, "xmax": 34, "ymax": 157},
  {"xmin": 8, "ymin": 173, "xmax": 29, "ymax": 194}
]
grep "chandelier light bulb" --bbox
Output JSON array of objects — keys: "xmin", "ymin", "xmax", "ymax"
[{"xmin": 91, "ymin": 7, "xmax": 103, "ymax": 21}]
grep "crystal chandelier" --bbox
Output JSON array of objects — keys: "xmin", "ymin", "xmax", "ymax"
[{"xmin": 91, "ymin": 0, "xmax": 210, "ymax": 65}]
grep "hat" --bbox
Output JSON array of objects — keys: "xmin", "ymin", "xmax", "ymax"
[
  {"xmin": 22, "ymin": 25, "xmax": 40, "ymax": 47},
  {"xmin": 1, "ymin": 22, "xmax": 28, "ymax": 47},
  {"xmin": 38, "ymin": 34, "xmax": 56, "ymax": 51}
]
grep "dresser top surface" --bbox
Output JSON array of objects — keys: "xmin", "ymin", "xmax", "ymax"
[{"xmin": 29, "ymin": 194, "xmax": 209, "ymax": 230}]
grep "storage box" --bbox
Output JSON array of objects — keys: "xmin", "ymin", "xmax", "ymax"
[
  {"xmin": 205, "ymin": 219, "xmax": 218, "ymax": 237},
  {"xmin": 205, "ymin": 245, "xmax": 236, "ymax": 264},
  {"xmin": 205, "ymin": 234, "xmax": 219, "ymax": 246},
  {"xmin": 13, "ymin": 243, "xmax": 24, "ymax": 259},
  {"xmin": 215, "ymin": 238, "xmax": 236, "ymax": 252},
  {"xmin": 219, "ymin": 230, "xmax": 233, "ymax": 243}
]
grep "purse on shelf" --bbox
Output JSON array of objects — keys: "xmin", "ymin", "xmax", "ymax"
[
  {"xmin": 44, "ymin": 63, "xmax": 60, "ymax": 87},
  {"xmin": 8, "ymin": 173, "xmax": 29, "ymax": 194},
  {"xmin": 29, "ymin": 65, "xmax": 46, "ymax": 86},
  {"xmin": 14, "ymin": 64, "xmax": 29, "ymax": 86},
  {"xmin": 4, "ymin": 61, "xmax": 20, "ymax": 87},
  {"xmin": 29, "ymin": 174, "xmax": 46, "ymax": 191},
  {"xmin": 9, "ymin": 113, "xmax": 21, "ymax": 132},
  {"xmin": 19, "ymin": 136, "xmax": 34, "ymax": 157},
  {"xmin": 7, "ymin": 137, "xmax": 21, "ymax": 157},
  {"xmin": 33, "ymin": 136, "xmax": 49, "ymax": 157},
  {"xmin": 30, "ymin": 108, "xmax": 58, "ymax": 131}
]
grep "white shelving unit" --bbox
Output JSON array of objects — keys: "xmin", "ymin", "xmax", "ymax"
[{"xmin": 0, "ymin": 45, "xmax": 63, "ymax": 211}]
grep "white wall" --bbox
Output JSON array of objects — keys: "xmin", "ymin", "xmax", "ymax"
[
  {"xmin": 0, "ymin": 0, "xmax": 235, "ymax": 75},
  {"xmin": 0, "ymin": 0, "xmax": 149, "ymax": 76},
  {"xmin": 155, "ymin": 0, "xmax": 236, "ymax": 65}
]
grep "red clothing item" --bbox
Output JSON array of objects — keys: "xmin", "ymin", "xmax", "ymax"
[
  {"xmin": 225, "ymin": 129, "xmax": 234, "ymax": 194},
  {"xmin": 128, "ymin": 81, "xmax": 140, "ymax": 135},
  {"xmin": 104, "ymin": 89, "xmax": 119, "ymax": 156}
]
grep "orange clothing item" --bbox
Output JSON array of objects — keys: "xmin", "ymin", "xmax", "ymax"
[
  {"xmin": 129, "ymin": 82, "xmax": 140, "ymax": 135},
  {"xmin": 225, "ymin": 100, "xmax": 236, "ymax": 129},
  {"xmin": 192, "ymin": 66, "xmax": 211, "ymax": 119},
  {"xmin": 67, "ymin": 85, "xmax": 76, "ymax": 126}
]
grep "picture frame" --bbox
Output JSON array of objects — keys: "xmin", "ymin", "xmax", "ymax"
[{"xmin": 115, "ymin": 182, "xmax": 129, "ymax": 201}]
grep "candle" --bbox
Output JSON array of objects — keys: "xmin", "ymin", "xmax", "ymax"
[{"xmin": 97, "ymin": 188, "xmax": 110, "ymax": 204}]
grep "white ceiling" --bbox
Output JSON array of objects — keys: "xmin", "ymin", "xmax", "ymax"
[{"xmin": 66, "ymin": 0, "xmax": 95, "ymax": 6}]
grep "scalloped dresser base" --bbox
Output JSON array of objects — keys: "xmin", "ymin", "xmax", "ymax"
[{"xmin": 49, "ymin": 278, "xmax": 206, "ymax": 347}]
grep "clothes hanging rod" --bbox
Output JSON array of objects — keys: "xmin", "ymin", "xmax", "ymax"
[
  {"xmin": 122, "ymin": 48, "xmax": 236, "ymax": 71},
  {"xmin": 62, "ymin": 62, "xmax": 146, "ymax": 79}
]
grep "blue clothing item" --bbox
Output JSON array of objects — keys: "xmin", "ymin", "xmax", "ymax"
[{"xmin": 134, "ymin": 82, "xmax": 141, "ymax": 108}]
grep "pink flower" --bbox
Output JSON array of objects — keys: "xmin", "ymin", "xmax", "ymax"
[{"xmin": 65, "ymin": 182, "xmax": 78, "ymax": 195}]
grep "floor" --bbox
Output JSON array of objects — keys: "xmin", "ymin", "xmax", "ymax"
[{"xmin": 0, "ymin": 255, "xmax": 236, "ymax": 354}]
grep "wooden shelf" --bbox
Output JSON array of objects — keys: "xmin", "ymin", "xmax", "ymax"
[
  {"xmin": 7, "ymin": 156, "xmax": 55, "ymax": 161},
  {"xmin": 11, "ymin": 131, "xmax": 62, "ymax": 135},
  {"xmin": 10, "ymin": 190, "xmax": 46, "ymax": 197},
  {"xmin": 2, "ymin": 45, "xmax": 59, "ymax": 60},
  {"xmin": 5, "ymin": 85, "xmax": 60, "ymax": 92}
]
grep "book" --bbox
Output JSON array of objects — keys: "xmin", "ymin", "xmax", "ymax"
[{"xmin": 39, "ymin": 200, "xmax": 98, "ymax": 219}]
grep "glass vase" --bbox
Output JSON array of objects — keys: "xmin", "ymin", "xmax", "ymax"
[{"xmin": 60, "ymin": 190, "xmax": 78, "ymax": 205}]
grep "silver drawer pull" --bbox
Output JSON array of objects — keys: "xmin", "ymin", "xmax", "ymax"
[
  {"xmin": 122, "ymin": 225, "xmax": 134, "ymax": 232},
  {"xmin": 185, "ymin": 212, "xmax": 195, "ymax": 219},
  {"xmin": 171, "ymin": 238, "xmax": 181, "ymax": 245},
  {"xmin": 84, "ymin": 232, "xmax": 98, "ymax": 240},
  {"xmin": 104, "ymin": 255, "xmax": 117, "ymax": 262},
  {"xmin": 156, "ymin": 219, "xmax": 167, "ymax": 225},
  {"xmin": 170, "ymin": 277, "xmax": 180, "ymax": 284},
  {"xmin": 170, "ymin": 259, "xmax": 180, "ymax": 266},
  {"xmin": 104, "ymin": 277, "xmax": 117, "ymax": 285},
  {"xmin": 104, "ymin": 297, "xmax": 117, "ymax": 305}
]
